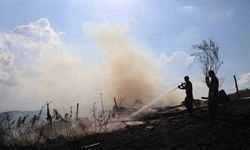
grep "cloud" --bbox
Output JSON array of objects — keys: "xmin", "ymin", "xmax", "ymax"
[
  {"xmin": 238, "ymin": 72, "xmax": 250, "ymax": 89},
  {"xmin": 0, "ymin": 18, "xmax": 61, "ymax": 85},
  {"xmin": 0, "ymin": 18, "xmax": 93, "ymax": 112},
  {"xmin": 160, "ymin": 51, "xmax": 195, "ymax": 64},
  {"xmin": 2, "ymin": 17, "xmax": 60, "ymax": 60},
  {"xmin": 157, "ymin": 51, "xmax": 195, "ymax": 69},
  {"xmin": 11, "ymin": 17, "xmax": 60, "ymax": 44},
  {"xmin": 209, "ymin": 8, "xmax": 234, "ymax": 20},
  {"xmin": 0, "ymin": 45, "xmax": 14, "ymax": 82},
  {"xmin": 178, "ymin": 5, "xmax": 198, "ymax": 14},
  {"xmin": 0, "ymin": 19, "xmax": 183, "ymax": 114}
]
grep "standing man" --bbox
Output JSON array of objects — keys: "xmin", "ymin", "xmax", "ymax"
[
  {"xmin": 206, "ymin": 70, "xmax": 219, "ymax": 120},
  {"xmin": 178, "ymin": 76, "xmax": 194, "ymax": 116}
]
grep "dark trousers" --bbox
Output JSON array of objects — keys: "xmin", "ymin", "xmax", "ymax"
[
  {"xmin": 208, "ymin": 95, "xmax": 218, "ymax": 119},
  {"xmin": 184, "ymin": 96, "xmax": 193, "ymax": 116}
]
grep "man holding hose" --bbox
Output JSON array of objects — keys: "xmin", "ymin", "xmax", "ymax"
[{"xmin": 178, "ymin": 76, "xmax": 194, "ymax": 116}]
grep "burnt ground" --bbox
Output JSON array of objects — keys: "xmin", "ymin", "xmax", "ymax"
[{"xmin": 2, "ymin": 99, "xmax": 250, "ymax": 150}]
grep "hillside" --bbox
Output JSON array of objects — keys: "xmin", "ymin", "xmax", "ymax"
[{"xmin": 2, "ymin": 98, "xmax": 250, "ymax": 150}]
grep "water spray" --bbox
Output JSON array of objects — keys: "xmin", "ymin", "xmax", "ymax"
[{"xmin": 128, "ymin": 86, "xmax": 179, "ymax": 120}]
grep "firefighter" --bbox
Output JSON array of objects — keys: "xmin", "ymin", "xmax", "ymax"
[
  {"xmin": 206, "ymin": 70, "xmax": 219, "ymax": 120},
  {"xmin": 178, "ymin": 76, "xmax": 194, "ymax": 116}
]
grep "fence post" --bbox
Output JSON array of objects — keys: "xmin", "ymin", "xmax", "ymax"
[{"xmin": 233, "ymin": 75, "xmax": 240, "ymax": 99}]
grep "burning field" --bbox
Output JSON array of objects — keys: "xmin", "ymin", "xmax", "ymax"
[
  {"xmin": 0, "ymin": 20, "xmax": 185, "ymax": 149},
  {"xmin": 1, "ymin": 25, "xmax": 250, "ymax": 148},
  {"xmin": 1, "ymin": 96, "xmax": 250, "ymax": 150},
  {"xmin": 1, "ymin": 1, "xmax": 250, "ymax": 149}
]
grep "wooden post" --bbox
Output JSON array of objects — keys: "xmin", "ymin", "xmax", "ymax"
[
  {"xmin": 233, "ymin": 75, "xmax": 240, "ymax": 99},
  {"xmin": 100, "ymin": 93, "xmax": 106, "ymax": 132},
  {"xmin": 92, "ymin": 102, "xmax": 97, "ymax": 133},
  {"xmin": 100, "ymin": 93, "xmax": 104, "ymax": 120},
  {"xmin": 114, "ymin": 97, "xmax": 118, "ymax": 107},
  {"xmin": 76, "ymin": 103, "xmax": 79, "ymax": 119}
]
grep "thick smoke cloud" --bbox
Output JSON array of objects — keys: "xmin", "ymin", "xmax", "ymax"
[
  {"xmin": 0, "ymin": 19, "xmax": 181, "ymax": 116},
  {"xmin": 85, "ymin": 23, "xmax": 166, "ymax": 105}
]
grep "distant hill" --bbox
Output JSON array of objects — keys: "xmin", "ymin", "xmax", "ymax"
[{"xmin": 0, "ymin": 110, "xmax": 46, "ymax": 126}]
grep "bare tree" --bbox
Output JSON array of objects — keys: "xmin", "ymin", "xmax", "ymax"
[{"xmin": 191, "ymin": 39, "xmax": 223, "ymax": 76}]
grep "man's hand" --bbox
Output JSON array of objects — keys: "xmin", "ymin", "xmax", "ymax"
[
  {"xmin": 178, "ymin": 83, "xmax": 185, "ymax": 89},
  {"xmin": 205, "ymin": 76, "xmax": 209, "ymax": 82}
]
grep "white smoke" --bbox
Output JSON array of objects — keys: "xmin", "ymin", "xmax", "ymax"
[{"xmin": 0, "ymin": 19, "xmax": 181, "ymax": 116}]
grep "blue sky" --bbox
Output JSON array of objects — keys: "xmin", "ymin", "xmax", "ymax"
[
  {"xmin": 0, "ymin": 0, "xmax": 250, "ymax": 111},
  {"xmin": 1, "ymin": 0, "xmax": 248, "ymax": 67}
]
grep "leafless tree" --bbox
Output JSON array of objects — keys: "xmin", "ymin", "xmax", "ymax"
[{"xmin": 191, "ymin": 39, "xmax": 223, "ymax": 76}]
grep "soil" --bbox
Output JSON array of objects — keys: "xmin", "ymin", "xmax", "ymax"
[{"xmin": 2, "ymin": 99, "xmax": 250, "ymax": 150}]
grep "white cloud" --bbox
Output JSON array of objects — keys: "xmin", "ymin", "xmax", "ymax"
[
  {"xmin": 178, "ymin": 5, "xmax": 197, "ymax": 14},
  {"xmin": 238, "ymin": 72, "xmax": 250, "ymax": 89},
  {"xmin": 0, "ymin": 17, "xmax": 62, "ymax": 82},
  {"xmin": 0, "ymin": 38, "xmax": 15, "ymax": 82},
  {"xmin": 11, "ymin": 17, "xmax": 60, "ymax": 44},
  {"xmin": 158, "ymin": 51, "xmax": 195, "ymax": 65},
  {"xmin": 0, "ymin": 18, "xmax": 94, "ymax": 112},
  {"xmin": 0, "ymin": 50, "xmax": 13, "ymax": 81},
  {"xmin": 209, "ymin": 8, "xmax": 234, "ymax": 20}
]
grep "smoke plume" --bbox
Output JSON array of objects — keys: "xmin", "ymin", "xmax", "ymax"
[
  {"xmin": 0, "ymin": 19, "xmax": 181, "ymax": 116},
  {"xmin": 86, "ymin": 23, "xmax": 165, "ymax": 106}
]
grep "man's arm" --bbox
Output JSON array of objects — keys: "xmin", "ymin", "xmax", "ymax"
[
  {"xmin": 205, "ymin": 76, "xmax": 210, "ymax": 88},
  {"xmin": 178, "ymin": 84, "xmax": 186, "ymax": 90}
]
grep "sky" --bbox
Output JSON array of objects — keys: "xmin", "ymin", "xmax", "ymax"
[{"xmin": 0, "ymin": 0, "xmax": 250, "ymax": 114}]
